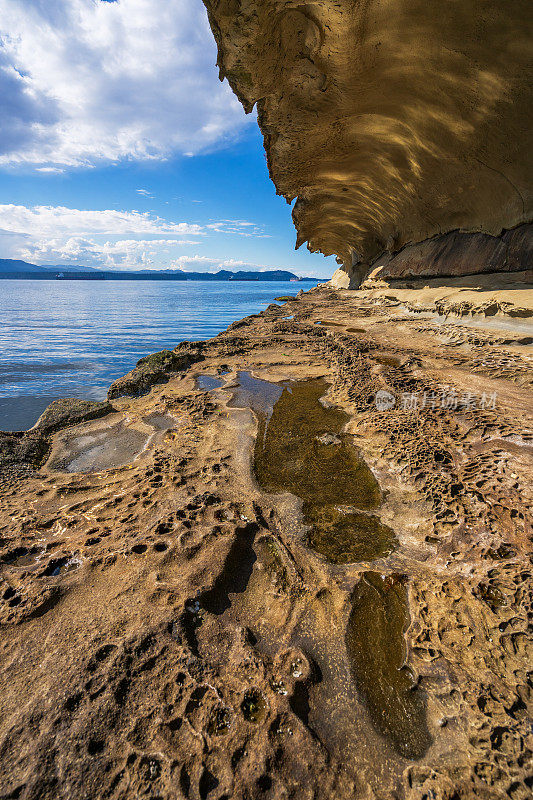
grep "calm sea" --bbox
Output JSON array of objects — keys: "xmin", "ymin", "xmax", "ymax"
[{"xmin": 0, "ymin": 279, "xmax": 318, "ymax": 431}]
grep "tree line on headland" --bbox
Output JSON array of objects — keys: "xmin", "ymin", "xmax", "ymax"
[{"xmin": 0, "ymin": 258, "xmax": 322, "ymax": 282}]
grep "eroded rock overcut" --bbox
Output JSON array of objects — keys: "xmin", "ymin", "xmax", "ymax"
[{"xmin": 203, "ymin": 0, "xmax": 532, "ymax": 284}]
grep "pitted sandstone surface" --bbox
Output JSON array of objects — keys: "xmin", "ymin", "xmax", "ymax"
[{"xmin": 0, "ymin": 284, "xmax": 531, "ymax": 799}]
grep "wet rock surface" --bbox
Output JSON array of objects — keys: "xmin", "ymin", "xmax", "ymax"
[
  {"xmin": 0, "ymin": 399, "xmax": 114, "ymax": 476},
  {"xmin": 0, "ymin": 284, "xmax": 531, "ymax": 799}
]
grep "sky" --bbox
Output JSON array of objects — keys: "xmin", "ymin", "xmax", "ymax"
[{"xmin": 0, "ymin": 0, "xmax": 335, "ymax": 278}]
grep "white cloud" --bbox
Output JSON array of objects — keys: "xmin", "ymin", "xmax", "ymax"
[
  {"xmin": 0, "ymin": 45, "xmax": 59, "ymax": 159},
  {"xmin": 17, "ymin": 236, "xmax": 200, "ymax": 268},
  {"xmin": 0, "ymin": 202, "xmax": 276, "ymax": 270},
  {"xmin": 206, "ymin": 220, "xmax": 270, "ymax": 238},
  {"xmin": 170, "ymin": 254, "xmax": 239, "ymax": 270},
  {"xmin": 168, "ymin": 255, "xmax": 289, "ymax": 273},
  {"xmin": 135, "ymin": 188, "xmax": 153, "ymax": 198},
  {"xmin": 0, "ymin": 0, "xmax": 250, "ymax": 168},
  {"xmin": 0, "ymin": 204, "xmax": 203, "ymax": 236},
  {"xmin": 13, "ymin": 238, "xmax": 298, "ymax": 273}
]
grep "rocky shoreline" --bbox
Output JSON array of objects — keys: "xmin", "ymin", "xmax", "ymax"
[{"xmin": 0, "ymin": 279, "xmax": 531, "ymax": 799}]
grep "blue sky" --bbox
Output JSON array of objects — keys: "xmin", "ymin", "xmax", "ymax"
[{"xmin": 0, "ymin": 0, "xmax": 335, "ymax": 277}]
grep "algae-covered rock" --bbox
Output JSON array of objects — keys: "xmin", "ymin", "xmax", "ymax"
[
  {"xmin": 108, "ymin": 349, "xmax": 199, "ymax": 400},
  {"xmin": 262, "ymin": 304, "xmax": 284, "ymax": 316},
  {"xmin": 0, "ymin": 431, "xmax": 49, "ymax": 472},
  {"xmin": 34, "ymin": 398, "xmax": 113, "ymax": 434}
]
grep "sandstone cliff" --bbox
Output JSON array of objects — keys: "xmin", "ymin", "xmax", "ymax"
[{"xmin": 203, "ymin": 0, "xmax": 532, "ymax": 285}]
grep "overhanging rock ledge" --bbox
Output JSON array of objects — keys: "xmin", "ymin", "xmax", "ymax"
[{"xmin": 203, "ymin": 0, "xmax": 532, "ymax": 285}]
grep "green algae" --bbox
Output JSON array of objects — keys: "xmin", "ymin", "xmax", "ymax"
[
  {"xmin": 306, "ymin": 504, "xmax": 396, "ymax": 564},
  {"xmin": 35, "ymin": 398, "xmax": 113, "ymax": 435},
  {"xmin": 108, "ymin": 349, "xmax": 196, "ymax": 400},
  {"xmin": 231, "ymin": 373, "xmax": 429, "ymax": 757},
  {"xmin": 247, "ymin": 376, "xmax": 395, "ymax": 563},
  {"xmin": 346, "ymin": 572, "xmax": 432, "ymax": 759}
]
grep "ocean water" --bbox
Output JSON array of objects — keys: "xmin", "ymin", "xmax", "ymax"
[{"xmin": 0, "ymin": 279, "xmax": 317, "ymax": 431}]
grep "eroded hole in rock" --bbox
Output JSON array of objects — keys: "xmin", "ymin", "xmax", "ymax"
[
  {"xmin": 207, "ymin": 705, "xmax": 232, "ymax": 736},
  {"xmin": 345, "ymin": 572, "xmax": 432, "ymax": 759},
  {"xmin": 179, "ymin": 599, "xmax": 203, "ymax": 656},
  {"xmin": 233, "ymin": 372, "xmax": 396, "ymax": 562},
  {"xmin": 42, "ymin": 556, "xmax": 80, "ymax": 577},
  {"xmin": 241, "ymin": 688, "xmax": 267, "ymax": 723},
  {"xmin": 199, "ymin": 767, "xmax": 219, "ymax": 800},
  {"xmin": 2, "ymin": 546, "xmax": 44, "ymax": 568}
]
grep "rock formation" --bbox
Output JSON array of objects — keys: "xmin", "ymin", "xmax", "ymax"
[
  {"xmin": 1, "ymin": 283, "xmax": 532, "ymax": 799},
  {"xmin": 203, "ymin": 0, "xmax": 532, "ymax": 284},
  {"xmin": 371, "ymin": 223, "xmax": 533, "ymax": 282}
]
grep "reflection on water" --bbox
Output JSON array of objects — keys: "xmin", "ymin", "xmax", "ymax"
[
  {"xmin": 51, "ymin": 413, "xmax": 177, "ymax": 474},
  {"xmin": 228, "ymin": 370, "xmax": 283, "ymax": 420},
  {"xmin": 61, "ymin": 425, "xmax": 149, "ymax": 473},
  {"xmin": 196, "ymin": 374, "xmax": 226, "ymax": 391},
  {"xmin": 0, "ymin": 279, "xmax": 318, "ymax": 430}
]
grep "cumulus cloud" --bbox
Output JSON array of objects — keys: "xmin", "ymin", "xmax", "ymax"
[
  {"xmin": 0, "ymin": 0, "xmax": 250, "ymax": 168},
  {"xmin": 0, "ymin": 202, "xmax": 273, "ymax": 270},
  {"xmin": 0, "ymin": 204, "xmax": 204, "ymax": 236},
  {"xmin": 17, "ymin": 236, "xmax": 199, "ymax": 268},
  {"xmin": 0, "ymin": 45, "xmax": 59, "ymax": 159},
  {"xmin": 14, "ymin": 238, "xmax": 289, "ymax": 272}
]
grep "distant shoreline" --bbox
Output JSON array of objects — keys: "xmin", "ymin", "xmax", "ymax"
[
  {"xmin": 0, "ymin": 274, "xmax": 323, "ymax": 281},
  {"xmin": 0, "ymin": 258, "xmax": 326, "ymax": 282}
]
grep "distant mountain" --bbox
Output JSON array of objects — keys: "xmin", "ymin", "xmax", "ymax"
[
  {"xmin": 0, "ymin": 258, "xmax": 48, "ymax": 273},
  {"xmin": 42, "ymin": 263, "xmax": 99, "ymax": 272},
  {"xmin": 0, "ymin": 258, "xmax": 322, "ymax": 281},
  {"xmin": 0, "ymin": 259, "xmax": 98, "ymax": 273}
]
